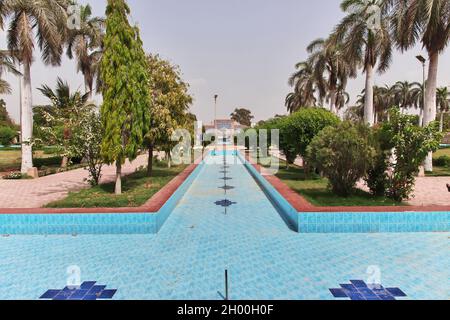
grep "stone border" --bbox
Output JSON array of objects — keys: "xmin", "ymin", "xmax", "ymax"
[
  {"xmin": 0, "ymin": 159, "xmax": 201, "ymax": 215},
  {"xmin": 245, "ymin": 154, "xmax": 450, "ymax": 213}
]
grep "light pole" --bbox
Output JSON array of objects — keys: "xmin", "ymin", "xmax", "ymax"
[
  {"xmin": 214, "ymin": 94, "xmax": 218, "ymax": 128},
  {"xmin": 416, "ymin": 55, "xmax": 426, "ymax": 127}
]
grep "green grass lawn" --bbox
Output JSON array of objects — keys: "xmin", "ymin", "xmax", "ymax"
[
  {"xmin": 46, "ymin": 163, "xmax": 187, "ymax": 208},
  {"xmin": 260, "ymin": 157, "xmax": 401, "ymax": 207},
  {"xmin": 0, "ymin": 150, "xmax": 56, "ymax": 171},
  {"xmin": 427, "ymin": 147, "xmax": 450, "ymax": 177}
]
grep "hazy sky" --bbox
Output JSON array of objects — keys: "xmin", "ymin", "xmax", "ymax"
[{"xmin": 2, "ymin": 0, "xmax": 450, "ymax": 124}]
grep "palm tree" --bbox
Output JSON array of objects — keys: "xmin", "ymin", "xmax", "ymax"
[
  {"xmin": 391, "ymin": 0, "xmax": 450, "ymax": 171},
  {"xmin": 3, "ymin": 0, "xmax": 68, "ymax": 174},
  {"xmin": 436, "ymin": 87, "xmax": 450, "ymax": 132},
  {"xmin": 410, "ymin": 82, "xmax": 425, "ymax": 125},
  {"xmin": 38, "ymin": 77, "xmax": 93, "ymax": 168},
  {"xmin": 66, "ymin": 3, "xmax": 104, "ymax": 98},
  {"xmin": 0, "ymin": 50, "xmax": 21, "ymax": 94},
  {"xmin": 334, "ymin": 87, "xmax": 350, "ymax": 113},
  {"xmin": 307, "ymin": 38, "xmax": 354, "ymax": 114},
  {"xmin": 286, "ymin": 61, "xmax": 318, "ymax": 113},
  {"xmin": 392, "ymin": 81, "xmax": 418, "ymax": 112},
  {"xmin": 332, "ymin": 0, "xmax": 392, "ymax": 125},
  {"xmin": 357, "ymin": 85, "xmax": 395, "ymax": 123}
]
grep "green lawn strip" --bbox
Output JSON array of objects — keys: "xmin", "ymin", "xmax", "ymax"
[
  {"xmin": 259, "ymin": 156, "xmax": 402, "ymax": 207},
  {"xmin": 0, "ymin": 150, "xmax": 59, "ymax": 171},
  {"xmin": 45, "ymin": 164, "xmax": 187, "ymax": 208}
]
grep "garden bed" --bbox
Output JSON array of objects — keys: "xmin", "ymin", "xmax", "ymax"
[{"xmin": 45, "ymin": 163, "xmax": 188, "ymax": 208}]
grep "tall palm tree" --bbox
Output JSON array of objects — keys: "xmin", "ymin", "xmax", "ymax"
[
  {"xmin": 391, "ymin": 0, "xmax": 450, "ymax": 171},
  {"xmin": 66, "ymin": 3, "xmax": 104, "ymax": 98},
  {"xmin": 0, "ymin": 50, "xmax": 21, "ymax": 94},
  {"xmin": 357, "ymin": 85, "xmax": 394, "ymax": 123},
  {"xmin": 436, "ymin": 87, "xmax": 450, "ymax": 132},
  {"xmin": 332, "ymin": 0, "xmax": 392, "ymax": 125},
  {"xmin": 306, "ymin": 38, "xmax": 355, "ymax": 113},
  {"xmin": 286, "ymin": 61, "xmax": 317, "ymax": 113},
  {"xmin": 3, "ymin": 0, "xmax": 68, "ymax": 174}
]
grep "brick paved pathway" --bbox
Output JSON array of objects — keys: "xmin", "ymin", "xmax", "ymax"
[{"xmin": 0, "ymin": 155, "xmax": 148, "ymax": 208}]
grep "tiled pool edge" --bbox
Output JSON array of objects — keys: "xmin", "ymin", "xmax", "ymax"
[
  {"xmin": 240, "ymin": 154, "xmax": 450, "ymax": 234},
  {"xmin": 0, "ymin": 161, "xmax": 206, "ymax": 235}
]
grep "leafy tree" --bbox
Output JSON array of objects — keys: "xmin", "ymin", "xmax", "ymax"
[
  {"xmin": 381, "ymin": 109, "xmax": 443, "ymax": 201},
  {"xmin": 230, "ymin": 108, "xmax": 254, "ymax": 126},
  {"xmin": 332, "ymin": 0, "xmax": 392, "ymax": 125},
  {"xmin": 0, "ymin": 99, "xmax": 16, "ymax": 128},
  {"xmin": 100, "ymin": 0, "xmax": 151, "ymax": 194},
  {"xmin": 0, "ymin": 126, "xmax": 16, "ymax": 146},
  {"xmin": 69, "ymin": 110, "xmax": 104, "ymax": 186},
  {"xmin": 4, "ymin": 0, "xmax": 68, "ymax": 173},
  {"xmin": 66, "ymin": 3, "xmax": 104, "ymax": 97},
  {"xmin": 145, "ymin": 54, "xmax": 193, "ymax": 175},
  {"xmin": 307, "ymin": 121, "xmax": 376, "ymax": 197},
  {"xmin": 283, "ymin": 108, "xmax": 340, "ymax": 161}
]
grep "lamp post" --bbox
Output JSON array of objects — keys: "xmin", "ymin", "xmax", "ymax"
[
  {"xmin": 416, "ymin": 55, "xmax": 427, "ymax": 176},
  {"xmin": 416, "ymin": 55, "xmax": 426, "ymax": 127},
  {"xmin": 214, "ymin": 94, "xmax": 218, "ymax": 128}
]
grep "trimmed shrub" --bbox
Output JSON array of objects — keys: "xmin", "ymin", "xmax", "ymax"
[
  {"xmin": 306, "ymin": 121, "xmax": 376, "ymax": 197},
  {"xmin": 434, "ymin": 155, "xmax": 450, "ymax": 168}
]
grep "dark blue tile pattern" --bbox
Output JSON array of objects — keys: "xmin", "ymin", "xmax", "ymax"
[
  {"xmin": 330, "ymin": 280, "xmax": 407, "ymax": 300},
  {"xmin": 215, "ymin": 199, "xmax": 237, "ymax": 208},
  {"xmin": 40, "ymin": 281, "xmax": 117, "ymax": 300}
]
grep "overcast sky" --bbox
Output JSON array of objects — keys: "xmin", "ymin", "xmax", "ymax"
[{"xmin": 1, "ymin": 0, "xmax": 450, "ymax": 124}]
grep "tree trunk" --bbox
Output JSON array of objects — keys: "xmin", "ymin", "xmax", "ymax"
[
  {"xmin": 329, "ymin": 87, "xmax": 337, "ymax": 114},
  {"xmin": 364, "ymin": 63, "xmax": 375, "ymax": 126},
  {"xmin": 20, "ymin": 61, "xmax": 34, "ymax": 174},
  {"xmin": 439, "ymin": 112, "xmax": 444, "ymax": 132},
  {"xmin": 419, "ymin": 108, "xmax": 424, "ymax": 127},
  {"xmin": 147, "ymin": 144, "xmax": 154, "ymax": 177},
  {"xmin": 115, "ymin": 160, "xmax": 122, "ymax": 195},
  {"xmin": 423, "ymin": 51, "xmax": 439, "ymax": 172}
]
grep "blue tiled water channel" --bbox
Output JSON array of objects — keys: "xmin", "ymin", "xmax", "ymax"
[{"xmin": 0, "ymin": 152, "xmax": 448, "ymax": 299}]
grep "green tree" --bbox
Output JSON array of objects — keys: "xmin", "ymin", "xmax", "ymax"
[
  {"xmin": 307, "ymin": 121, "xmax": 376, "ymax": 197},
  {"xmin": 0, "ymin": 126, "xmax": 16, "ymax": 146},
  {"xmin": 100, "ymin": 0, "xmax": 151, "ymax": 194},
  {"xmin": 4, "ymin": 0, "xmax": 68, "ymax": 174},
  {"xmin": 391, "ymin": 0, "xmax": 450, "ymax": 171},
  {"xmin": 145, "ymin": 54, "xmax": 193, "ymax": 175},
  {"xmin": 66, "ymin": 3, "xmax": 105, "ymax": 97},
  {"xmin": 332, "ymin": 0, "xmax": 392, "ymax": 125},
  {"xmin": 230, "ymin": 108, "xmax": 254, "ymax": 126}
]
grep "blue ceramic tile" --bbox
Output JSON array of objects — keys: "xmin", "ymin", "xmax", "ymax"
[
  {"xmin": 39, "ymin": 290, "xmax": 60, "ymax": 299},
  {"xmin": 386, "ymin": 288, "xmax": 407, "ymax": 297},
  {"xmin": 350, "ymin": 280, "xmax": 367, "ymax": 288},
  {"xmin": 98, "ymin": 289, "xmax": 117, "ymax": 299},
  {"xmin": 330, "ymin": 288, "xmax": 348, "ymax": 298}
]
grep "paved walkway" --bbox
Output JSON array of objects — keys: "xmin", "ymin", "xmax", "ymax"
[
  {"xmin": 357, "ymin": 177, "xmax": 450, "ymax": 206},
  {"xmin": 0, "ymin": 155, "xmax": 148, "ymax": 208}
]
